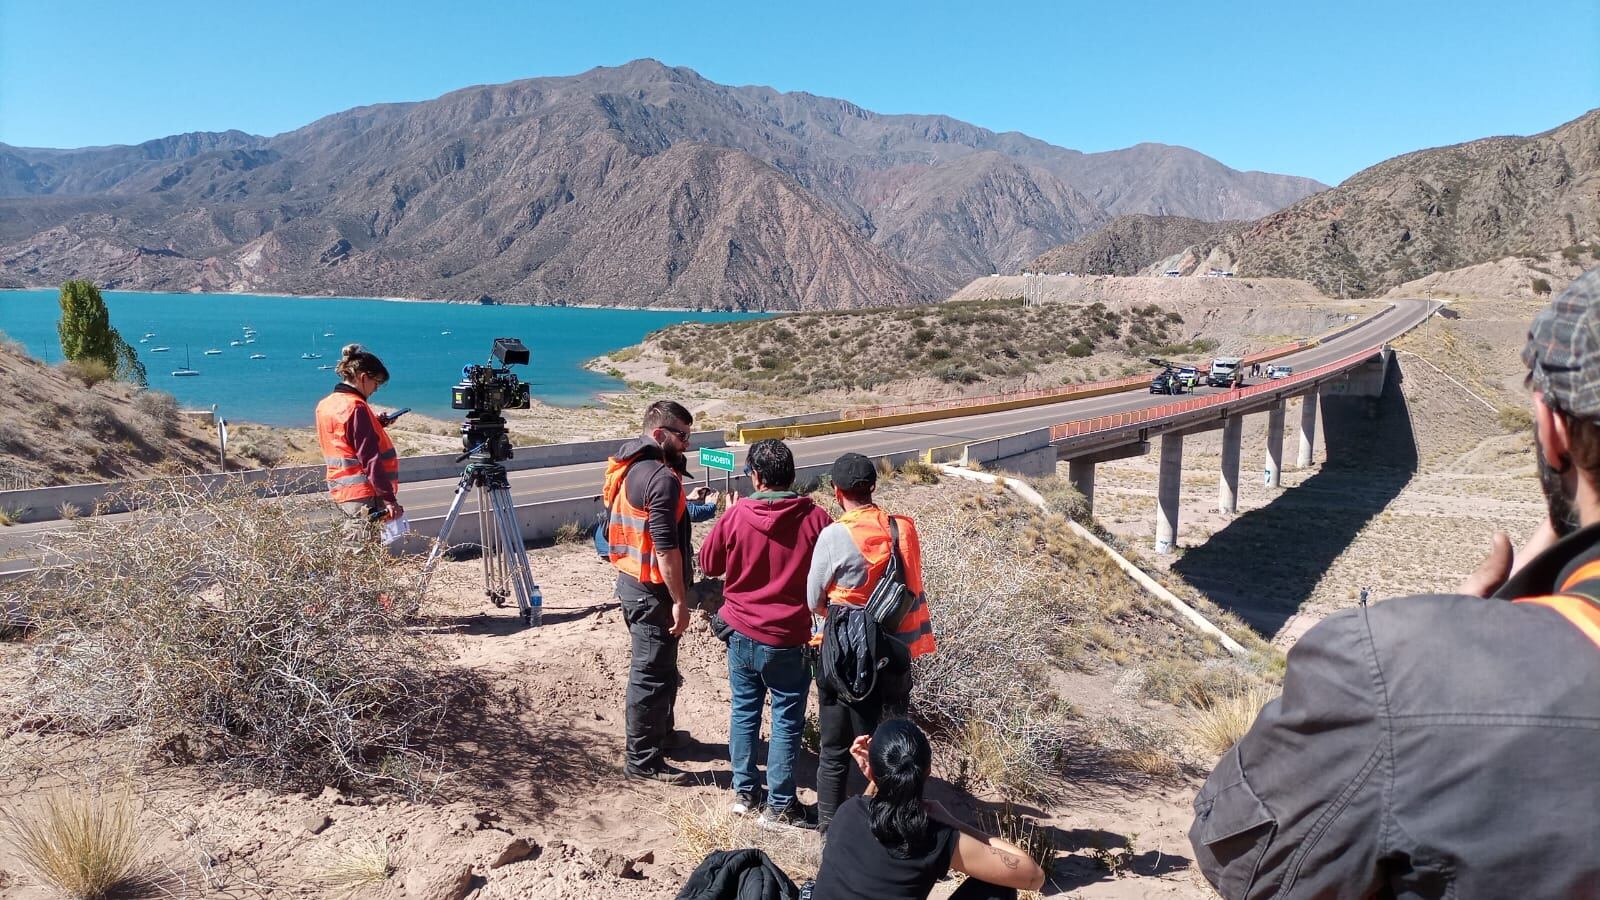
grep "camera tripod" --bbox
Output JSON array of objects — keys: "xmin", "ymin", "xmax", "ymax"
[{"xmin": 419, "ymin": 446, "xmax": 543, "ymax": 627}]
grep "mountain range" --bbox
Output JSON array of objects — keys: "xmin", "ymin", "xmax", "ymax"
[
  {"xmin": 0, "ymin": 60, "xmax": 1325, "ymax": 309},
  {"xmin": 1156, "ymin": 109, "xmax": 1600, "ymax": 295}
]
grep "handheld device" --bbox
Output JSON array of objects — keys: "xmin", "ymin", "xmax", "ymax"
[{"xmin": 383, "ymin": 407, "xmax": 411, "ymax": 425}]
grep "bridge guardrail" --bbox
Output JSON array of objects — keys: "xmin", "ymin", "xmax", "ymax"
[{"xmin": 1050, "ymin": 345, "xmax": 1384, "ymax": 444}]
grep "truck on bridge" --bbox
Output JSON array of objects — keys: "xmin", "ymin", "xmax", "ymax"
[{"xmin": 1207, "ymin": 356, "xmax": 1244, "ymax": 387}]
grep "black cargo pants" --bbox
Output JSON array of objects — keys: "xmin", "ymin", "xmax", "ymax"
[
  {"xmin": 619, "ymin": 584, "xmax": 680, "ymax": 773},
  {"xmin": 816, "ymin": 668, "xmax": 911, "ymax": 830}
]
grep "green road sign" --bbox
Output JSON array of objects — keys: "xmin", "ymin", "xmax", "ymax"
[{"xmin": 699, "ymin": 448, "xmax": 736, "ymax": 472}]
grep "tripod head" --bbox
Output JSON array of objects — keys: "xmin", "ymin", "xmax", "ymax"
[{"xmin": 457, "ymin": 409, "xmax": 515, "ymax": 464}]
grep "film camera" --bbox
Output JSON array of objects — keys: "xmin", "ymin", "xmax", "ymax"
[{"xmin": 452, "ymin": 338, "xmax": 532, "ymax": 462}]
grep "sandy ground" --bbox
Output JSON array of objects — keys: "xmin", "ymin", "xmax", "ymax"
[{"xmin": 0, "ymin": 493, "xmax": 1220, "ymax": 900}]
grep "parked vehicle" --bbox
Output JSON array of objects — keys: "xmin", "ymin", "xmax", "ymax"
[
  {"xmin": 1207, "ymin": 356, "xmax": 1244, "ymax": 387},
  {"xmin": 1267, "ymin": 364, "xmax": 1294, "ymax": 380},
  {"xmin": 1177, "ymin": 366, "xmax": 1200, "ymax": 389},
  {"xmin": 1150, "ymin": 369, "xmax": 1183, "ymax": 395}
]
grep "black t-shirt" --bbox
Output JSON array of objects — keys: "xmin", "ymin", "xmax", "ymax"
[{"xmin": 812, "ymin": 796, "xmax": 958, "ymax": 900}]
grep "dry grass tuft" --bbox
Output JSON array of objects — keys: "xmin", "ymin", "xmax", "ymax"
[
  {"xmin": 13, "ymin": 479, "xmax": 449, "ymax": 793},
  {"xmin": 552, "ymin": 520, "xmax": 587, "ymax": 545},
  {"xmin": 313, "ymin": 835, "xmax": 394, "ymax": 896},
  {"xmin": 0, "ymin": 505, "xmax": 20, "ymax": 526},
  {"xmin": 1, "ymin": 784, "xmax": 146, "ymax": 899},
  {"xmin": 977, "ymin": 801, "xmax": 1056, "ymax": 870},
  {"xmin": 663, "ymin": 797, "xmax": 820, "ymax": 883},
  {"xmin": 1189, "ymin": 685, "xmax": 1279, "ymax": 757}
]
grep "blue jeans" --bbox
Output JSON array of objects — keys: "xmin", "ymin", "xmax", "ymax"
[{"xmin": 727, "ymin": 630, "xmax": 811, "ymax": 811}]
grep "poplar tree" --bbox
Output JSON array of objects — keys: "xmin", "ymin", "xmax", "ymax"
[{"xmin": 57, "ymin": 280, "xmax": 146, "ymax": 385}]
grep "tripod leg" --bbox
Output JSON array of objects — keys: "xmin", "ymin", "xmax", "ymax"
[
  {"xmin": 418, "ymin": 473, "xmax": 476, "ymax": 592},
  {"xmin": 490, "ymin": 484, "xmax": 541, "ymax": 626},
  {"xmin": 476, "ymin": 484, "xmax": 506, "ymax": 607}
]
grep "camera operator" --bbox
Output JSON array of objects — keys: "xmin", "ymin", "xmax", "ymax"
[{"xmin": 316, "ymin": 344, "xmax": 403, "ymax": 525}]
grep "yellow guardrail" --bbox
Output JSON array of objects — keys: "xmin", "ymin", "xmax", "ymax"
[{"xmin": 736, "ymin": 378, "xmax": 1139, "ymax": 443}]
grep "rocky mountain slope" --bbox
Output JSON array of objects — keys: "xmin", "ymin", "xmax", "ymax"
[
  {"xmin": 1163, "ymin": 109, "xmax": 1600, "ymax": 296},
  {"xmin": 0, "ymin": 60, "xmax": 1323, "ymax": 309},
  {"xmin": 1029, "ymin": 215, "xmax": 1241, "ymax": 275}
]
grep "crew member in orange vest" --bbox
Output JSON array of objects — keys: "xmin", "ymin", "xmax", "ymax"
[
  {"xmin": 1190, "ymin": 267, "xmax": 1600, "ymax": 898},
  {"xmin": 603, "ymin": 400, "xmax": 699, "ymax": 785},
  {"xmin": 806, "ymin": 452, "xmax": 935, "ymax": 831},
  {"xmin": 315, "ymin": 344, "xmax": 402, "ymax": 525}
]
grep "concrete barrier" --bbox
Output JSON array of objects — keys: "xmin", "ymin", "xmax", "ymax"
[
  {"xmin": 732, "ymin": 409, "xmax": 844, "ymax": 434},
  {"xmin": 0, "ymin": 430, "xmax": 727, "ymax": 525}
]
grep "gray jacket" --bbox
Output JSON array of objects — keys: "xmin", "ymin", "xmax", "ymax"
[{"xmin": 1190, "ymin": 524, "xmax": 1600, "ymax": 899}]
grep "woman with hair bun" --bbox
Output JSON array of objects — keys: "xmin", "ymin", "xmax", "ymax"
[
  {"xmin": 810, "ymin": 718, "xmax": 1045, "ymax": 900},
  {"xmin": 315, "ymin": 343, "xmax": 403, "ymax": 524}
]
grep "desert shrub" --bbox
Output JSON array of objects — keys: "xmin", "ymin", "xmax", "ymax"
[
  {"xmin": 912, "ymin": 504, "xmax": 1075, "ymax": 801},
  {"xmin": 1, "ymin": 783, "xmax": 146, "ymax": 899},
  {"xmin": 11, "ymin": 480, "xmax": 447, "ymax": 792},
  {"xmin": 552, "ymin": 520, "xmax": 587, "ymax": 544},
  {"xmin": 61, "ymin": 358, "xmax": 115, "ymax": 387},
  {"xmin": 1031, "ymin": 474, "xmax": 1091, "ymax": 521},
  {"xmin": 977, "ymin": 800, "xmax": 1057, "ymax": 870},
  {"xmin": 131, "ymin": 390, "xmax": 180, "ymax": 438},
  {"xmin": 1532, "ymin": 277, "xmax": 1553, "ymax": 295},
  {"xmin": 897, "ymin": 458, "xmax": 941, "ymax": 484},
  {"xmin": 1497, "ymin": 406, "xmax": 1533, "ymax": 433},
  {"xmin": 70, "ymin": 396, "xmax": 123, "ymax": 436},
  {"xmin": 1189, "ymin": 684, "xmax": 1279, "ymax": 756}
]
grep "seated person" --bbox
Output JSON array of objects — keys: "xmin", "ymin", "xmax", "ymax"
[{"xmin": 809, "ymin": 718, "xmax": 1046, "ymax": 900}]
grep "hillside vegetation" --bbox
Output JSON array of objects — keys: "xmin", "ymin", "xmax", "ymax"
[
  {"xmin": 0, "ymin": 337, "xmax": 261, "ymax": 492},
  {"xmin": 613, "ymin": 297, "xmax": 1209, "ymax": 396},
  {"xmin": 1171, "ymin": 109, "xmax": 1600, "ymax": 296}
]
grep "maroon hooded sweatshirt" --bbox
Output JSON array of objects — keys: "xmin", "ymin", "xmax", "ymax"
[{"xmin": 699, "ymin": 492, "xmax": 834, "ymax": 648}]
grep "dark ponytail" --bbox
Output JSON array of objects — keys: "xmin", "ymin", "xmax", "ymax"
[{"xmin": 867, "ymin": 718, "xmax": 933, "ymax": 858}]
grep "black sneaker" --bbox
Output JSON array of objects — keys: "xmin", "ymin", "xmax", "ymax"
[
  {"xmin": 729, "ymin": 789, "xmax": 761, "ymax": 816},
  {"xmin": 623, "ymin": 763, "xmax": 696, "ymax": 786},
  {"xmin": 759, "ymin": 801, "xmax": 816, "ymax": 831}
]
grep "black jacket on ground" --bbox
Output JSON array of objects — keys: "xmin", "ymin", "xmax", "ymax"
[
  {"xmin": 1190, "ymin": 523, "xmax": 1600, "ymax": 899},
  {"xmin": 675, "ymin": 848, "xmax": 798, "ymax": 900}
]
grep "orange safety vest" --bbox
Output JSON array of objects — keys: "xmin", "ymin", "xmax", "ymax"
[
  {"xmin": 827, "ymin": 507, "xmax": 936, "ymax": 658},
  {"xmin": 314, "ymin": 390, "xmax": 398, "ymax": 503},
  {"xmin": 1515, "ymin": 560, "xmax": 1600, "ymax": 648},
  {"xmin": 602, "ymin": 454, "xmax": 687, "ymax": 586}
]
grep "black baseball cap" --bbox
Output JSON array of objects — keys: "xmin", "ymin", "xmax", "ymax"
[{"xmin": 830, "ymin": 452, "xmax": 877, "ymax": 491}]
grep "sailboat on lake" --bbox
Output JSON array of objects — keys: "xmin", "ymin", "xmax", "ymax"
[
  {"xmin": 301, "ymin": 333, "xmax": 322, "ymax": 360},
  {"xmin": 171, "ymin": 346, "xmax": 200, "ymax": 377}
]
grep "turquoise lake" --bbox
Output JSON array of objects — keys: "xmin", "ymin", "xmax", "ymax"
[{"xmin": 0, "ymin": 291, "xmax": 757, "ymax": 426}]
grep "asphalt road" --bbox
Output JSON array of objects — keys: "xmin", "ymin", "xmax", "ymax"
[{"xmin": 0, "ymin": 299, "xmax": 1432, "ymax": 575}]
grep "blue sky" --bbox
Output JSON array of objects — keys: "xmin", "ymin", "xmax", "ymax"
[{"xmin": 1, "ymin": 0, "xmax": 1595, "ymax": 185}]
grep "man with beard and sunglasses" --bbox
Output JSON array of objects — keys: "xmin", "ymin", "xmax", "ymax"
[
  {"xmin": 603, "ymin": 400, "xmax": 701, "ymax": 785},
  {"xmin": 1189, "ymin": 267, "xmax": 1600, "ymax": 899}
]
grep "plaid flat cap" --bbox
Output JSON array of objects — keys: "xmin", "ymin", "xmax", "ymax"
[{"xmin": 1523, "ymin": 266, "xmax": 1600, "ymax": 418}]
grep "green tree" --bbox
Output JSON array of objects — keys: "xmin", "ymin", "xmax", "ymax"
[{"xmin": 57, "ymin": 280, "xmax": 145, "ymax": 386}]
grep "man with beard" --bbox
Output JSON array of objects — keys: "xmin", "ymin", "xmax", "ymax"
[
  {"xmin": 603, "ymin": 400, "xmax": 699, "ymax": 785},
  {"xmin": 1190, "ymin": 267, "xmax": 1600, "ymax": 899}
]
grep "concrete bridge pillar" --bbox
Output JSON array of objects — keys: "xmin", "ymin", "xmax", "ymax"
[
  {"xmin": 1219, "ymin": 415, "xmax": 1242, "ymax": 513},
  {"xmin": 1297, "ymin": 390, "xmax": 1320, "ymax": 468},
  {"xmin": 1265, "ymin": 401, "xmax": 1285, "ymax": 488},
  {"xmin": 1155, "ymin": 433, "xmax": 1184, "ymax": 553},
  {"xmin": 1068, "ymin": 459, "xmax": 1096, "ymax": 515}
]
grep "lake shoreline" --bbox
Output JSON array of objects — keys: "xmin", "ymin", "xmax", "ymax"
[{"xmin": 0, "ymin": 286, "xmax": 782, "ymax": 314}]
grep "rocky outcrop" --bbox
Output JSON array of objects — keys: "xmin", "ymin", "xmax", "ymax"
[
  {"xmin": 1029, "ymin": 214, "xmax": 1241, "ymax": 276},
  {"xmin": 1169, "ymin": 109, "xmax": 1600, "ymax": 296}
]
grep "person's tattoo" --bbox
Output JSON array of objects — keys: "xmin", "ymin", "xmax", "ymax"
[{"xmin": 988, "ymin": 846, "xmax": 1020, "ymax": 868}]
